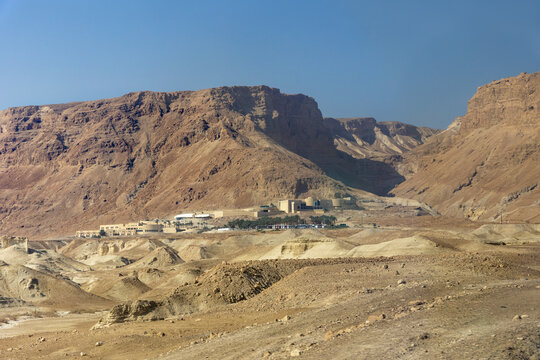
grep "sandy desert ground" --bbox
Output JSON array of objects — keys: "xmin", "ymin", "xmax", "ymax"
[{"xmin": 0, "ymin": 213, "xmax": 538, "ymax": 359}]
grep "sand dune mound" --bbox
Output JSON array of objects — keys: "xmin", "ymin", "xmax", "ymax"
[
  {"xmin": 102, "ymin": 275, "xmax": 152, "ymax": 302},
  {"xmin": 61, "ymin": 238, "xmax": 166, "ymax": 260},
  {"xmin": 96, "ymin": 260, "xmax": 311, "ymax": 326},
  {"xmin": 61, "ymin": 238, "xmax": 168, "ymax": 269},
  {"xmin": 261, "ymin": 239, "xmax": 354, "ymax": 259},
  {"xmin": 127, "ymin": 246, "xmax": 184, "ymax": 269},
  {"xmin": 80, "ymin": 255, "xmax": 132, "ymax": 270},
  {"xmin": 0, "ymin": 264, "xmax": 111, "ymax": 310},
  {"xmin": 276, "ymin": 229, "xmax": 331, "ymax": 242},
  {"xmin": 258, "ymin": 230, "xmax": 354, "ymax": 259},
  {"xmin": 134, "ymin": 268, "xmax": 166, "ymax": 287},
  {"xmin": 58, "ymin": 239, "xmax": 88, "ymax": 256},
  {"xmin": 346, "ymin": 235, "xmax": 445, "ymax": 257},
  {"xmin": 177, "ymin": 245, "xmax": 211, "ymax": 261},
  {"xmin": 138, "ymin": 262, "xmax": 220, "ymax": 300},
  {"xmin": 0, "ymin": 245, "xmax": 90, "ymax": 274},
  {"xmin": 95, "ymin": 258, "xmax": 382, "ymax": 327},
  {"xmin": 471, "ymin": 224, "xmax": 540, "ymax": 245},
  {"xmin": 347, "ymin": 228, "xmax": 383, "ymax": 240}
]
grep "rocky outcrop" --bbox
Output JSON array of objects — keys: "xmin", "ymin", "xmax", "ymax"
[{"xmin": 392, "ymin": 72, "xmax": 540, "ymax": 222}]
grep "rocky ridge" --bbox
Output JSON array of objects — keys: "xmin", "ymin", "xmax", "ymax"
[{"xmin": 392, "ymin": 71, "xmax": 540, "ymax": 222}]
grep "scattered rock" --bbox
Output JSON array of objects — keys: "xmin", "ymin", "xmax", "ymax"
[
  {"xmin": 513, "ymin": 315, "xmax": 522, "ymax": 321},
  {"xmin": 398, "ymin": 279, "xmax": 406, "ymax": 285},
  {"xmin": 281, "ymin": 315, "xmax": 291, "ymax": 322},
  {"xmin": 95, "ymin": 341, "xmax": 103, "ymax": 347},
  {"xmin": 366, "ymin": 313, "xmax": 386, "ymax": 323},
  {"xmin": 290, "ymin": 349, "xmax": 302, "ymax": 357},
  {"xmin": 324, "ymin": 330, "xmax": 334, "ymax": 341}
]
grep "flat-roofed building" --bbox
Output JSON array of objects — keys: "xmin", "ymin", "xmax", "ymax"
[{"xmin": 76, "ymin": 230, "xmax": 102, "ymax": 238}]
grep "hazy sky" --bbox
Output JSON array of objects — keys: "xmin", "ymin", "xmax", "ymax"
[{"xmin": 1, "ymin": 0, "xmax": 539, "ymax": 128}]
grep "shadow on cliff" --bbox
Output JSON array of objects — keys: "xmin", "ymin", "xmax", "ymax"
[
  {"xmin": 311, "ymin": 151, "xmax": 405, "ymax": 196},
  {"xmin": 223, "ymin": 87, "xmax": 407, "ymax": 196},
  {"xmin": 261, "ymin": 126, "xmax": 405, "ymax": 195}
]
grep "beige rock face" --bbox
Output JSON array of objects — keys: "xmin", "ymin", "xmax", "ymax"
[{"xmin": 392, "ymin": 72, "xmax": 540, "ymax": 222}]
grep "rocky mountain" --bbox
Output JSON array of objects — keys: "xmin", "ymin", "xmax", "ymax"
[
  {"xmin": 324, "ymin": 117, "xmax": 440, "ymax": 161},
  {"xmin": 392, "ymin": 72, "xmax": 540, "ymax": 223},
  {"xmin": 0, "ymin": 86, "xmax": 416, "ymax": 237}
]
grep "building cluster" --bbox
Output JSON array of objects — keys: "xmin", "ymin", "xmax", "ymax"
[
  {"xmin": 76, "ymin": 220, "xmax": 183, "ymax": 238},
  {"xmin": 212, "ymin": 196, "xmax": 356, "ymax": 218},
  {"xmin": 75, "ymin": 196, "xmax": 357, "ymax": 238},
  {"xmin": 278, "ymin": 196, "xmax": 356, "ymax": 214}
]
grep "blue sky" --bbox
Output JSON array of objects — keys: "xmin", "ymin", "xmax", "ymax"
[{"xmin": 0, "ymin": 0, "xmax": 539, "ymax": 128}]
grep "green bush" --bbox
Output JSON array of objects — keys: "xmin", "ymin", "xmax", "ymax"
[
  {"xmin": 227, "ymin": 215, "xmax": 305, "ymax": 229},
  {"xmin": 227, "ymin": 214, "xmax": 339, "ymax": 229},
  {"xmin": 309, "ymin": 215, "xmax": 337, "ymax": 226}
]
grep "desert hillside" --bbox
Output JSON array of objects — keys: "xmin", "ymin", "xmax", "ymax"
[
  {"xmin": 1, "ymin": 86, "xmax": 434, "ymax": 237},
  {"xmin": 0, "ymin": 220, "xmax": 539, "ymax": 359},
  {"xmin": 392, "ymin": 71, "xmax": 540, "ymax": 223}
]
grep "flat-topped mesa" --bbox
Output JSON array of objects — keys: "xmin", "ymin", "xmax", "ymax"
[
  {"xmin": 459, "ymin": 72, "xmax": 540, "ymax": 132},
  {"xmin": 0, "ymin": 86, "xmax": 331, "ymax": 165},
  {"xmin": 0, "ymin": 86, "xmax": 360, "ymax": 237}
]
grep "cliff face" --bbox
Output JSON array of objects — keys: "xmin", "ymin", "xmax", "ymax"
[
  {"xmin": 392, "ymin": 72, "xmax": 540, "ymax": 222},
  {"xmin": 324, "ymin": 117, "xmax": 439, "ymax": 160},
  {"xmin": 1, "ymin": 86, "xmax": 403, "ymax": 237},
  {"xmin": 322, "ymin": 117, "xmax": 440, "ymax": 192}
]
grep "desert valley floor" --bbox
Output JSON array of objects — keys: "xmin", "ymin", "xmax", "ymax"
[{"xmin": 0, "ymin": 211, "xmax": 538, "ymax": 360}]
